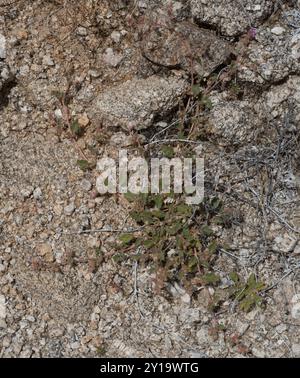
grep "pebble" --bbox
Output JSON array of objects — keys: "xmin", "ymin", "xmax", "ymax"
[
  {"xmin": 111, "ymin": 31, "xmax": 121, "ymax": 43},
  {"xmin": 21, "ymin": 187, "xmax": 33, "ymax": 199},
  {"xmin": 103, "ymin": 48, "xmax": 123, "ymax": 67},
  {"xmin": 252, "ymin": 347, "xmax": 265, "ymax": 358},
  {"xmin": 291, "ymin": 294, "xmax": 300, "ymax": 319},
  {"xmin": 37, "ymin": 243, "xmax": 54, "ymax": 263},
  {"xmin": 0, "ymin": 34, "xmax": 6, "ymax": 59},
  {"xmin": 33, "ymin": 187, "xmax": 42, "ymax": 200},
  {"xmin": 80, "ymin": 179, "xmax": 92, "ymax": 192},
  {"xmin": 42, "ymin": 55, "xmax": 55, "ymax": 67},
  {"xmin": 271, "ymin": 26, "xmax": 285, "ymax": 36},
  {"xmin": 292, "ymin": 343, "xmax": 300, "ymax": 357},
  {"xmin": 0, "ymin": 295, "xmax": 6, "ymax": 319},
  {"xmin": 77, "ymin": 27, "xmax": 88, "ymax": 36},
  {"xmin": 64, "ymin": 203, "xmax": 76, "ymax": 216},
  {"xmin": 78, "ymin": 113, "xmax": 90, "ymax": 127}
]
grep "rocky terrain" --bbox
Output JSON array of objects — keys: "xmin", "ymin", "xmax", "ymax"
[{"xmin": 0, "ymin": 0, "xmax": 300, "ymax": 358}]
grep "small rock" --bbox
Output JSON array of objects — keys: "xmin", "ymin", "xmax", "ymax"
[
  {"xmin": 271, "ymin": 26, "xmax": 285, "ymax": 36},
  {"xmin": 252, "ymin": 347, "xmax": 265, "ymax": 358},
  {"xmin": 54, "ymin": 109, "xmax": 63, "ymax": 119},
  {"xmin": 78, "ymin": 113, "xmax": 90, "ymax": 127},
  {"xmin": 33, "ymin": 187, "xmax": 42, "ymax": 200},
  {"xmin": 21, "ymin": 187, "xmax": 33, "ymax": 199},
  {"xmin": 93, "ymin": 75, "xmax": 187, "ymax": 130},
  {"xmin": 37, "ymin": 243, "xmax": 54, "ymax": 263},
  {"xmin": 291, "ymin": 294, "xmax": 300, "ymax": 319},
  {"xmin": 188, "ymin": 350, "xmax": 206, "ymax": 358},
  {"xmin": 49, "ymin": 328, "xmax": 65, "ymax": 338},
  {"xmin": 236, "ymin": 319, "xmax": 249, "ymax": 336},
  {"xmin": 0, "ymin": 295, "xmax": 6, "ymax": 319},
  {"xmin": 77, "ymin": 26, "xmax": 88, "ymax": 36},
  {"xmin": 292, "ymin": 343, "xmax": 300, "ymax": 357},
  {"xmin": 102, "ymin": 48, "xmax": 123, "ymax": 68},
  {"xmin": 179, "ymin": 308, "xmax": 201, "ymax": 323},
  {"xmin": 42, "ymin": 55, "xmax": 55, "ymax": 67},
  {"xmin": 167, "ymin": 282, "xmax": 186, "ymax": 298},
  {"xmin": 110, "ymin": 132, "xmax": 133, "ymax": 147},
  {"xmin": 80, "ymin": 179, "xmax": 92, "ymax": 192},
  {"xmin": 64, "ymin": 203, "xmax": 76, "ymax": 216},
  {"xmin": 0, "ymin": 319, "xmax": 7, "ymax": 329},
  {"xmin": 111, "ymin": 31, "xmax": 121, "ymax": 43},
  {"xmin": 88, "ymin": 69, "xmax": 101, "ymax": 78},
  {"xmin": 181, "ymin": 293, "xmax": 191, "ymax": 305},
  {"xmin": 0, "ymin": 34, "xmax": 6, "ymax": 59},
  {"xmin": 291, "ymin": 294, "xmax": 300, "ymax": 304}
]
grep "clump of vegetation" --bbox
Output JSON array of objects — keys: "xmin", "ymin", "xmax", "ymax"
[{"xmin": 116, "ymin": 192, "xmax": 225, "ymax": 291}]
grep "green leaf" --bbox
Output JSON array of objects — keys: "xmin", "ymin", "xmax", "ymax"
[
  {"xmin": 71, "ymin": 119, "xmax": 84, "ymax": 137},
  {"xmin": 119, "ymin": 234, "xmax": 136, "ymax": 245},
  {"xmin": 167, "ymin": 222, "xmax": 182, "ymax": 236},
  {"xmin": 229, "ymin": 271, "xmax": 240, "ymax": 284},
  {"xmin": 208, "ymin": 241, "xmax": 218, "ymax": 254},
  {"xmin": 211, "ymin": 197, "xmax": 222, "ymax": 211},
  {"xmin": 201, "ymin": 95, "xmax": 213, "ymax": 110},
  {"xmin": 112, "ymin": 253, "xmax": 127, "ymax": 263},
  {"xmin": 153, "ymin": 195, "xmax": 163, "ymax": 209},
  {"xmin": 161, "ymin": 146, "xmax": 174, "ymax": 158},
  {"xmin": 144, "ymin": 238, "xmax": 158, "ymax": 249},
  {"xmin": 176, "ymin": 204, "xmax": 192, "ymax": 217},
  {"xmin": 151, "ymin": 210, "xmax": 165, "ymax": 220},
  {"xmin": 76, "ymin": 159, "xmax": 91, "ymax": 171},
  {"xmin": 124, "ymin": 192, "xmax": 137, "ymax": 203},
  {"xmin": 201, "ymin": 225, "xmax": 214, "ymax": 237},
  {"xmin": 202, "ymin": 273, "xmax": 220, "ymax": 285},
  {"xmin": 192, "ymin": 84, "xmax": 201, "ymax": 97}
]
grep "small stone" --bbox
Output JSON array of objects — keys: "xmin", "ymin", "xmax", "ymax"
[
  {"xmin": 42, "ymin": 55, "xmax": 55, "ymax": 67},
  {"xmin": 291, "ymin": 296, "xmax": 300, "ymax": 320},
  {"xmin": 292, "ymin": 343, "xmax": 300, "ymax": 357},
  {"xmin": 103, "ymin": 48, "xmax": 123, "ymax": 68},
  {"xmin": 15, "ymin": 29, "xmax": 28, "ymax": 40},
  {"xmin": 80, "ymin": 179, "xmax": 92, "ymax": 192},
  {"xmin": 49, "ymin": 328, "xmax": 64, "ymax": 338},
  {"xmin": 0, "ymin": 34, "xmax": 6, "ymax": 59},
  {"xmin": 88, "ymin": 69, "xmax": 101, "ymax": 78},
  {"xmin": 54, "ymin": 109, "xmax": 62, "ymax": 119},
  {"xmin": 188, "ymin": 350, "xmax": 206, "ymax": 358},
  {"xmin": 252, "ymin": 347, "xmax": 265, "ymax": 358},
  {"xmin": 33, "ymin": 187, "xmax": 42, "ymax": 200},
  {"xmin": 64, "ymin": 203, "xmax": 76, "ymax": 216},
  {"xmin": 78, "ymin": 113, "xmax": 90, "ymax": 127},
  {"xmin": 37, "ymin": 243, "xmax": 54, "ymax": 263},
  {"xmin": 77, "ymin": 27, "xmax": 88, "ymax": 36},
  {"xmin": 236, "ymin": 319, "xmax": 249, "ymax": 336},
  {"xmin": 111, "ymin": 31, "xmax": 121, "ymax": 43},
  {"xmin": 0, "ymin": 295, "xmax": 6, "ymax": 319},
  {"xmin": 181, "ymin": 293, "xmax": 191, "ymax": 305},
  {"xmin": 291, "ymin": 294, "xmax": 300, "ymax": 304},
  {"xmin": 21, "ymin": 187, "xmax": 33, "ymax": 199},
  {"xmin": 271, "ymin": 26, "xmax": 285, "ymax": 36},
  {"xmin": 0, "ymin": 319, "xmax": 7, "ymax": 329}
]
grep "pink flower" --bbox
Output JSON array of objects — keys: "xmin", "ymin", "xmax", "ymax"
[{"xmin": 248, "ymin": 27, "xmax": 257, "ymax": 39}]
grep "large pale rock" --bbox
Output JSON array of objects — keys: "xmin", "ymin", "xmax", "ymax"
[
  {"xmin": 93, "ymin": 75, "xmax": 188, "ymax": 130},
  {"xmin": 142, "ymin": 20, "xmax": 231, "ymax": 77},
  {"xmin": 238, "ymin": 26, "xmax": 300, "ymax": 84},
  {"xmin": 191, "ymin": 0, "xmax": 274, "ymax": 36},
  {"xmin": 206, "ymin": 95, "xmax": 265, "ymax": 146}
]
